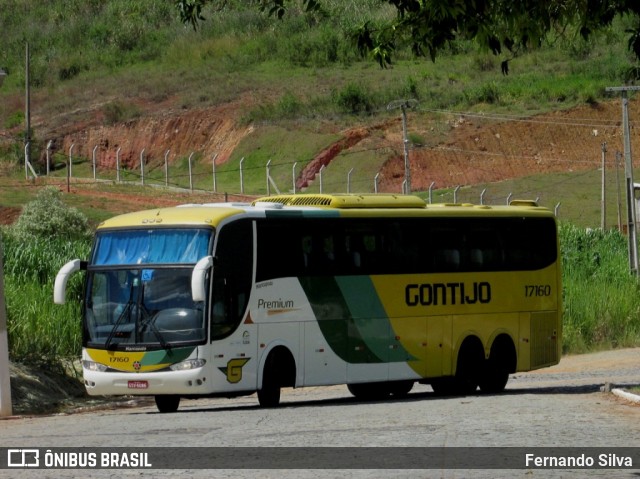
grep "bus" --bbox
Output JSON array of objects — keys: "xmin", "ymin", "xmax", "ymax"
[{"xmin": 54, "ymin": 194, "xmax": 561, "ymax": 413}]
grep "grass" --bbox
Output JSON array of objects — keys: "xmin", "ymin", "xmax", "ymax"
[
  {"xmin": 5, "ymin": 160, "xmax": 640, "ymax": 228},
  {"xmin": 560, "ymin": 224, "xmax": 640, "ymax": 353},
  {"xmin": 0, "ymin": 155, "xmax": 636, "ymax": 229},
  {"xmin": 3, "ymin": 215, "xmax": 640, "ymax": 363},
  {"xmin": 2, "ymin": 232, "xmax": 90, "ymax": 363},
  {"xmin": 2, "ymin": 2, "xmax": 640, "ymax": 365}
]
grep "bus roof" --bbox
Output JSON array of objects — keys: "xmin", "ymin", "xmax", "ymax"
[{"xmin": 96, "ymin": 194, "xmax": 553, "ymax": 230}]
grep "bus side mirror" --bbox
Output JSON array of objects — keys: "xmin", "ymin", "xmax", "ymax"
[
  {"xmin": 192, "ymin": 255, "xmax": 213, "ymax": 302},
  {"xmin": 53, "ymin": 259, "xmax": 84, "ymax": 304}
]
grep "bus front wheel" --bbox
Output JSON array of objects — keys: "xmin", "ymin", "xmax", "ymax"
[
  {"xmin": 258, "ymin": 355, "xmax": 281, "ymax": 407},
  {"xmin": 155, "ymin": 395, "xmax": 180, "ymax": 413},
  {"xmin": 347, "ymin": 382, "xmax": 389, "ymax": 400},
  {"xmin": 388, "ymin": 380, "xmax": 414, "ymax": 397}
]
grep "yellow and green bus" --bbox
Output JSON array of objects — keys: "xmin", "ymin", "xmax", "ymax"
[{"xmin": 54, "ymin": 194, "xmax": 561, "ymax": 413}]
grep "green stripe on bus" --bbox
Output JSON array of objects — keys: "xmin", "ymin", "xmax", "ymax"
[
  {"xmin": 300, "ymin": 276, "xmax": 383, "ymax": 364},
  {"xmin": 140, "ymin": 346, "xmax": 195, "ymax": 366},
  {"xmin": 336, "ymin": 276, "xmax": 414, "ymax": 362}
]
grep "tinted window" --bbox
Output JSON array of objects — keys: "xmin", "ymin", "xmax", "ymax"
[
  {"xmin": 255, "ymin": 216, "xmax": 557, "ymax": 280},
  {"xmin": 210, "ymin": 220, "xmax": 253, "ymax": 340}
]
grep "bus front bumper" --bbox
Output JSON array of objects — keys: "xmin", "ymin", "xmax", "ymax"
[{"xmin": 83, "ymin": 368, "xmax": 210, "ymax": 396}]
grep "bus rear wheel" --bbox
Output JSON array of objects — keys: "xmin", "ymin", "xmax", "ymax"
[
  {"xmin": 478, "ymin": 335, "xmax": 516, "ymax": 394},
  {"xmin": 478, "ymin": 363, "xmax": 509, "ymax": 393},
  {"xmin": 155, "ymin": 395, "xmax": 180, "ymax": 413},
  {"xmin": 430, "ymin": 377, "xmax": 456, "ymax": 396}
]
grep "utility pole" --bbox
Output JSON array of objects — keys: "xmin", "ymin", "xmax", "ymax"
[
  {"xmin": 387, "ymin": 99, "xmax": 418, "ymax": 194},
  {"xmin": 616, "ymin": 151, "xmax": 623, "ymax": 231},
  {"xmin": 601, "ymin": 142, "xmax": 607, "ymax": 230},
  {"xmin": 0, "ymin": 71, "xmax": 11, "ymax": 417},
  {"xmin": 0, "ymin": 245, "xmax": 11, "ymax": 417},
  {"xmin": 606, "ymin": 86, "xmax": 640, "ymax": 274},
  {"xmin": 25, "ymin": 42, "xmax": 31, "ymax": 175}
]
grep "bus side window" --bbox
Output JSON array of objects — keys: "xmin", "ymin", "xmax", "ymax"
[
  {"xmin": 435, "ymin": 249, "xmax": 460, "ymax": 271},
  {"xmin": 302, "ymin": 232, "xmax": 337, "ymax": 275},
  {"xmin": 210, "ymin": 219, "xmax": 253, "ymax": 340}
]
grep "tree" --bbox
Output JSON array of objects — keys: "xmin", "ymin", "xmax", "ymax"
[{"xmin": 175, "ymin": 0, "xmax": 640, "ymax": 71}]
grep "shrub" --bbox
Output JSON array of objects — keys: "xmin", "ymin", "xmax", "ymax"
[
  {"xmin": 11, "ymin": 187, "xmax": 91, "ymax": 242},
  {"xmin": 333, "ymin": 83, "xmax": 372, "ymax": 114}
]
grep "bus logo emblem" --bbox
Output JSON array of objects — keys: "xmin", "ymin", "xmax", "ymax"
[
  {"xmin": 220, "ymin": 358, "xmax": 250, "ymax": 383},
  {"xmin": 133, "ymin": 361, "xmax": 141, "ymax": 371}
]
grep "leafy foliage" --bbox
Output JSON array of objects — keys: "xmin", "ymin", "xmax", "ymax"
[
  {"xmin": 176, "ymin": 0, "xmax": 640, "ymax": 73},
  {"xmin": 2, "ymin": 230, "xmax": 90, "ymax": 363},
  {"xmin": 2, "ymin": 187, "xmax": 91, "ymax": 363},
  {"xmin": 559, "ymin": 223, "xmax": 640, "ymax": 352},
  {"xmin": 11, "ymin": 187, "xmax": 91, "ymax": 242}
]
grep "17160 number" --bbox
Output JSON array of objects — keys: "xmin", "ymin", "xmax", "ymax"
[{"xmin": 525, "ymin": 284, "xmax": 551, "ymax": 297}]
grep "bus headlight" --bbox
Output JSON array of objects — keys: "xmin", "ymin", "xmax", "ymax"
[
  {"xmin": 169, "ymin": 359, "xmax": 206, "ymax": 371},
  {"xmin": 82, "ymin": 360, "xmax": 108, "ymax": 372}
]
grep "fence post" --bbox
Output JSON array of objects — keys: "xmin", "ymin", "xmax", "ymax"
[
  {"xmin": 506, "ymin": 193, "xmax": 512, "ymax": 205},
  {"xmin": 266, "ymin": 160, "xmax": 271, "ymax": 196},
  {"xmin": 92, "ymin": 145, "xmax": 98, "ymax": 180},
  {"xmin": 374, "ymin": 173, "xmax": 379, "ymax": 193},
  {"xmin": 292, "ymin": 162, "xmax": 297, "ymax": 194},
  {"xmin": 188, "ymin": 152, "xmax": 194, "ymax": 192},
  {"xmin": 480, "ymin": 188, "xmax": 486, "ymax": 205},
  {"xmin": 140, "ymin": 148, "xmax": 145, "ymax": 186},
  {"xmin": 347, "ymin": 168, "xmax": 354, "ymax": 193},
  {"xmin": 453, "ymin": 185, "xmax": 460, "ymax": 203},
  {"xmin": 212, "ymin": 153, "xmax": 218, "ymax": 193},
  {"xmin": 319, "ymin": 165, "xmax": 325, "ymax": 193},
  {"xmin": 46, "ymin": 140, "xmax": 52, "ymax": 176},
  {"xmin": 429, "ymin": 181, "xmax": 435, "ymax": 204},
  {"xmin": 239, "ymin": 157, "xmax": 245, "ymax": 194},
  {"xmin": 116, "ymin": 147, "xmax": 121, "ymax": 182},
  {"xmin": 24, "ymin": 142, "xmax": 37, "ymax": 180},
  {"xmin": 555, "ymin": 202, "xmax": 561, "ymax": 217},
  {"xmin": 164, "ymin": 149, "xmax": 170, "ymax": 186},
  {"xmin": 68, "ymin": 143, "xmax": 74, "ymax": 179},
  {"xmin": 24, "ymin": 142, "xmax": 28, "ymax": 180}
]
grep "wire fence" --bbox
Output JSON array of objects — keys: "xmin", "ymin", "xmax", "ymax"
[{"xmin": 5, "ymin": 103, "xmax": 640, "ymax": 228}]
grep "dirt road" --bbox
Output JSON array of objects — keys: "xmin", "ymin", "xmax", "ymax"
[{"xmin": 1, "ymin": 348, "xmax": 639, "ymax": 478}]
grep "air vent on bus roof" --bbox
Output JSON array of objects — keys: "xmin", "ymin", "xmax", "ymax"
[
  {"xmin": 251, "ymin": 194, "xmax": 426, "ymax": 209},
  {"xmin": 509, "ymin": 199, "xmax": 539, "ymax": 207}
]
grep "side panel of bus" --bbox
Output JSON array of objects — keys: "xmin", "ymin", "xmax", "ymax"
[{"xmin": 251, "ymin": 212, "xmax": 561, "ymax": 389}]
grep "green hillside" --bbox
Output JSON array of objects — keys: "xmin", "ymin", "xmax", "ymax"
[{"xmin": 0, "ymin": 1, "xmax": 639, "ymax": 228}]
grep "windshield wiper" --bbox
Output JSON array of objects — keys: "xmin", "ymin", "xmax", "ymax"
[
  {"xmin": 136, "ymin": 283, "xmax": 171, "ymax": 350},
  {"xmin": 104, "ymin": 282, "xmax": 135, "ymax": 350},
  {"xmin": 139, "ymin": 312, "xmax": 171, "ymax": 350}
]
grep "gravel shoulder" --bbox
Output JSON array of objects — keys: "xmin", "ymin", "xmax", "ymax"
[{"xmin": 6, "ymin": 347, "xmax": 640, "ymax": 417}]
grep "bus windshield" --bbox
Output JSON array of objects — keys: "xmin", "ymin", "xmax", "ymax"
[
  {"xmin": 84, "ymin": 228, "xmax": 212, "ymax": 349},
  {"xmin": 85, "ymin": 268, "xmax": 205, "ymax": 349}
]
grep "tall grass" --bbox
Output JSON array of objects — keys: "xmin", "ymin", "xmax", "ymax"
[
  {"xmin": 1, "ymin": 228, "xmax": 90, "ymax": 364},
  {"xmin": 560, "ymin": 223, "xmax": 640, "ymax": 353},
  {"xmin": 2, "ymin": 220, "xmax": 640, "ymax": 364}
]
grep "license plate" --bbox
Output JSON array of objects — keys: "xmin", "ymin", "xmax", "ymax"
[{"xmin": 128, "ymin": 380, "xmax": 148, "ymax": 389}]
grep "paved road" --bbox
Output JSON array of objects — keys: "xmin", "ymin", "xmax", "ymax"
[{"xmin": 1, "ymin": 348, "xmax": 639, "ymax": 478}]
